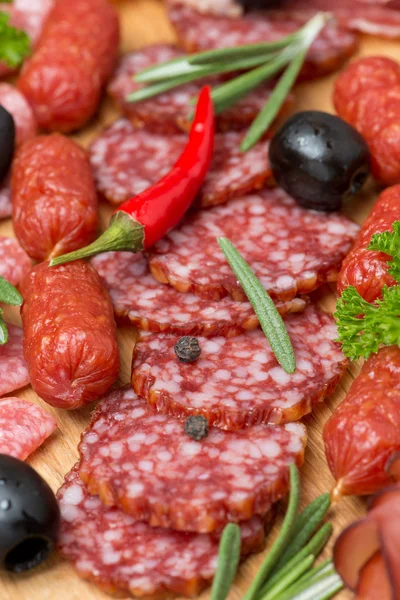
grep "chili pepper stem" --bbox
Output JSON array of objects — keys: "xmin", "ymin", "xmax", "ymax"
[{"xmin": 49, "ymin": 212, "xmax": 145, "ymax": 266}]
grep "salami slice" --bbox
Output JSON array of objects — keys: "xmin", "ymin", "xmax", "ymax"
[
  {"xmin": 0, "ymin": 236, "xmax": 31, "ymax": 286},
  {"xmin": 0, "ymin": 179, "xmax": 11, "ymax": 220},
  {"xmin": 167, "ymin": 2, "xmax": 359, "ymax": 80},
  {"xmin": 89, "ymin": 119, "xmax": 271, "ymax": 208},
  {"xmin": 132, "ymin": 305, "xmax": 346, "ymax": 429},
  {"xmin": 0, "ymin": 397, "xmax": 56, "ymax": 459},
  {"xmin": 108, "ymin": 45, "xmax": 293, "ymax": 134},
  {"xmin": 91, "ymin": 252, "xmax": 307, "ymax": 337},
  {"xmin": 148, "ymin": 189, "xmax": 359, "ymax": 302},
  {"xmin": 59, "ymin": 465, "xmax": 267, "ymax": 598},
  {"xmin": 79, "ymin": 387, "xmax": 306, "ymax": 531},
  {"xmin": 0, "ymin": 325, "xmax": 29, "ymax": 397},
  {"xmin": 0, "ymin": 0, "xmax": 55, "ymax": 77},
  {"xmin": 0, "ymin": 84, "xmax": 37, "ymax": 147}
]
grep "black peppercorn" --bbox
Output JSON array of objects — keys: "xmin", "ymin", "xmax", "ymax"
[
  {"xmin": 184, "ymin": 416, "xmax": 209, "ymax": 441},
  {"xmin": 174, "ymin": 336, "xmax": 201, "ymax": 363}
]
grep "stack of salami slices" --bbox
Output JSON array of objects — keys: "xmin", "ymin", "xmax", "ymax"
[{"xmin": 56, "ymin": 1, "xmax": 363, "ymax": 596}]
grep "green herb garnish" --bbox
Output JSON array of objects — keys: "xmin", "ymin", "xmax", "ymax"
[
  {"xmin": 217, "ymin": 237, "xmax": 296, "ymax": 374},
  {"xmin": 0, "ymin": 10, "xmax": 30, "ymax": 68},
  {"xmin": 0, "ymin": 276, "xmax": 23, "ymax": 345},
  {"xmin": 128, "ymin": 13, "xmax": 330, "ymax": 150},
  {"xmin": 210, "ymin": 523, "xmax": 241, "ymax": 600},
  {"xmin": 335, "ymin": 221, "xmax": 400, "ymax": 360}
]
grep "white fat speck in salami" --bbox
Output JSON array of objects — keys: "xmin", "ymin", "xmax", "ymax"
[
  {"xmin": 59, "ymin": 465, "xmax": 267, "ymax": 597},
  {"xmin": 0, "ymin": 179, "xmax": 11, "ymax": 220},
  {"xmin": 0, "ymin": 84, "xmax": 37, "ymax": 147},
  {"xmin": 147, "ymin": 189, "xmax": 359, "ymax": 302},
  {"xmin": 89, "ymin": 119, "xmax": 271, "ymax": 208},
  {"xmin": 132, "ymin": 305, "xmax": 347, "ymax": 429},
  {"xmin": 0, "ymin": 236, "xmax": 31, "ymax": 286},
  {"xmin": 78, "ymin": 387, "xmax": 306, "ymax": 531},
  {"xmin": 107, "ymin": 44, "xmax": 293, "ymax": 134},
  {"xmin": 0, "ymin": 0, "xmax": 55, "ymax": 76},
  {"xmin": 91, "ymin": 252, "xmax": 307, "ymax": 337},
  {"xmin": 167, "ymin": 2, "xmax": 358, "ymax": 79},
  {"xmin": 0, "ymin": 325, "xmax": 30, "ymax": 397},
  {"xmin": 0, "ymin": 397, "xmax": 56, "ymax": 459}
]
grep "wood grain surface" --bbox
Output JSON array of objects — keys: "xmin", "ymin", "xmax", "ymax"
[{"xmin": 1, "ymin": 2, "xmax": 399, "ymax": 599}]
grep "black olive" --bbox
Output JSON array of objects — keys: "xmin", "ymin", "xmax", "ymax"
[
  {"xmin": 238, "ymin": 0, "xmax": 282, "ymax": 11},
  {"xmin": 0, "ymin": 105, "xmax": 15, "ymax": 182},
  {"xmin": 269, "ymin": 110, "xmax": 371, "ymax": 212},
  {"xmin": 174, "ymin": 336, "xmax": 201, "ymax": 363},
  {"xmin": 0, "ymin": 454, "xmax": 60, "ymax": 573}
]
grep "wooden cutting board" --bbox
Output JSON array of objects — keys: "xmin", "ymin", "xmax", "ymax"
[{"xmin": 1, "ymin": 2, "xmax": 400, "ymax": 598}]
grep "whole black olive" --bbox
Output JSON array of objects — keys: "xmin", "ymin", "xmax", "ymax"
[
  {"xmin": 0, "ymin": 454, "xmax": 60, "ymax": 573},
  {"xmin": 0, "ymin": 105, "xmax": 15, "ymax": 182},
  {"xmin": 269, "ymin": 110, "xmax": 371, "ymax": 212},
  {"xmin": 237, "ymin": 0, "xmax": 282, "ymax": 11}
]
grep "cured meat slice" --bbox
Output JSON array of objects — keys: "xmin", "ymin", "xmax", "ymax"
[
  {"xmin": 79, "ymin": 387, "xmax": 306, "ymax": 531},
  {"xmin": 59, "ymin": 465, "xmax": 267, "ymax": 598},
  {"xmin": 0, "ymin": 84, "xmax": 37, "ymax": 146},
  {"xmin": 91, "ymin": 252, "xmax": 307, "ymax": 337},
  {"xmin": 0, "ymin": 236, "xmax": 31, "ymax": 286},
  {"xmin": 0, "ymin": 179, "xmax": 11, "ymax": 220},
  {"xmin": 132, "ymin": 305, "xmax": 346, "ymax": 429},
  {"xmin": 167, "ymin": 2, "xmax": 359, "ymax": 80},
  {"xmin": 89, "ymin": 119, "xmax": 271, "ymax": 208},
  {"xmin": 148, "ymin": 189, "xmax": 359, "ymax": 302},
  {"xmin": 0, "ymin": 397, "xmax": 56, "ymax": 459},
  {"xmin": 324, "ymin": 346, "xmax": 400, "ymax": 499},
  {"xmin": 0, "ymin": 325, "xmax": 29, "ymax": 397},
  {"xmin": 108, "ymin": 45, "xmax": 293, "ymax": 134},
  {"xmin": 0, "ymin": 0, "xmax": 55, "ymax": 77}
]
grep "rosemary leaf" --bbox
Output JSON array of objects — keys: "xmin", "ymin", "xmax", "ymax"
[
  {"xmin": 243, "ymin": 464, "xmax": 301, "ymax": 600},
  {"xmin": 0, "ymin": 276, "xmax": 23, "ymax": 306},
  {"xmin": 283, "ymin": 559, "xmax": 335, "ymax": 593},
  {"xmin": 210, "ymin": 523, "xmax": 241, "ymax": 600},
  {"xmin": 188, "ymin": 37, "xmax": 297, "ymax": 65},
  {"xmin": 278, "ymin": 572, "xmax": 343, "ymax": 600},
  {"xmin": 259, "ymin": 555, "xmax": 315, "ymax": 600},
  {"xmin": 218, "ymin": 237, "xmax": 295, "ymax": 374}
]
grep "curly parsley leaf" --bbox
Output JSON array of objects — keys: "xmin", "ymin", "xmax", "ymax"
[
  {"xmin": 335, "ymin": 221, "xmax": 400, "ymax": 360},
  {"xmin": 0, "ymin": 276, "xmax": 23, "ymax": 345},
  {"xmin": 0, "ymin": 11, "xmax": 30, "ymax": 68}
]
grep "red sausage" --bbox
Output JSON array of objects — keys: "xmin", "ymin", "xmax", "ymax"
[
  {"xmin": 12, "ymin": 134, "xmax": 98, "ymax": 261},
  {"xmin": 20, "ymin": 261, "xmax": 120, "ymax": 409},
  {"xmin": 18, "ymin": 0, "xmax": 120, "ymax": 132},
  {"xmin": 337, "ymin": 185, "xmax": 400, "ymax": 302}
]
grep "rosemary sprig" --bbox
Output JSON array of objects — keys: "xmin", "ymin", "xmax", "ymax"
[
  {"xmin": 129, "ymin": 13, "xmax": 330, "ymax": 150},
  {"xmin": 0, "ymin": 276, "xmax": 23, "ymax": 345},
  {"xmin": 210, "ymin": 523, "xmax": 241, "ymax": 600},
  {"xmin": 218, "ymin": 237, "xmax": 296, "ymax": 374}
]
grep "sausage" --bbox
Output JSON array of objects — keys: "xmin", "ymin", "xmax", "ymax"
[
  {"xmin": 337, "ymin": 185, "xmax": 400, "ymax": 302},
  {"xmin": 323, "ymin": 346, "xmax": 400, "ymax": 499},
  {"xmin": 12, "ymin": 134, "xmax": 98, "ymax": 261},
  {"xmin": 20, "ymin": 261, "xmax": 120, "ymax": 409},
  {"xmin": 18, "ymin": 0, "xmax": 120, "ymax": 132}
]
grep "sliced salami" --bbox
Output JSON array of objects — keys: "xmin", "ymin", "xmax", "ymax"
[
  {"xmin": 0, "ymin": 0, "xmax": 55, "ymax": 77},
  {"xmin": 0, "ymin": 397, "xmax": 56, "ymax": 459},
  {"xmin": 0, "ymin": 236, "xmax": 31, "ymax": 286},
  {"xmin": 0, "ymin": 179, "xmax": 11, "ymax": 220},
  {"xmin": 167, "ymin": 2, "xmax": 359, "ymax": 79},
  {"xmin": 148, "ymin": 189, "xmax": 359, "ymax": 302},
  {"xmin": 169, "ymin": 0, "xmax": 400, "ymax": 39},
  {"xmin": 91, "ymin": 252, "xmax": 307, "ymax": 337},
  {"xmin": 59, "ymin": 465, "xmax": 267, "ymax": 598},
  {"xmin": 132, "ymin": 306, "xmax": 346, "ymax": 429},
  {"xmin": 79, "ymin": 387, "xmax": 306, "ymax": 531},
  {"xmin": 89, "ymin": 119, "xmax": 271, "ymax": 208},
  {"xmin": 0, "ymin": 325, "xmax": 29, "ymax": 397},
  {"xmin": 108, "ymin": 44, "xmax": 293, "ymax": 134},
  {"xmin": 0, "ymin": 84, "xmax": 37, "ymax": 146}
]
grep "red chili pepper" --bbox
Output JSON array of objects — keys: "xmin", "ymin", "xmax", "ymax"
[{"xmin": 50, "ymin": 86, "xmax": 214, "ymax": 266}]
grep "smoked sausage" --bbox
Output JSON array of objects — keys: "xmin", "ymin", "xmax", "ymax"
[
  {"xmin": 20, "ymin": 261, "xmax": 120, "ymax": 409},
  {"xmin": 18, "ymin": 0, "xmax": 120, "ymax": 132},
  {"xmin": 12, "ymin": 134, "xmax": 98, "ymax": 261}
]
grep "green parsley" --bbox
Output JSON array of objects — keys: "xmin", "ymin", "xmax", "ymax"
[
  {"xmin": 0, "ymin": 10, "xmax": 30, "ymax": 68},
  {"xmin": 335, "ymin": 221, "xmax": 400, "ymax": 360},
  {"xmin": 0, "ymin": 276, "xmax": 23, "ymax": 345}
]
